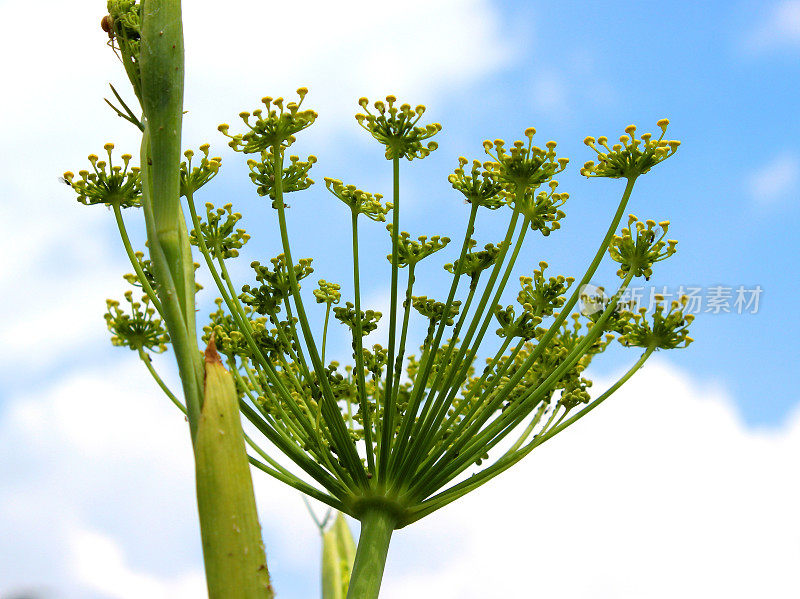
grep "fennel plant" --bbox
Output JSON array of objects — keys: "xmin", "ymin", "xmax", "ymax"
[{"xmin": 64, "ymin": 1, "xmax": 693, "ymax": 597}]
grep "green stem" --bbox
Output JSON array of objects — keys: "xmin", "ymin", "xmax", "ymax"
[
  {"xmin": 391, "ymin": 263, "xmax": 415, "ymax": 391},
  {"xmin": 272, "ymin": 146, "xmax": 367, "ymax": 486},
  {"xmin": 380, "ymin": 156, "xmax": 402, "ymax": 479},
  {"xmin": 424, "ymin": 333, "xmax": 519, "ymax": 459},
  {"xmin": 184, "ymin": 192, "xmax": 328, "ymax": 452},
  {"xmin": 139, "ymin": 128, "xmax": 203, "ymax": 438},
  {"xmin": 410, "ymin": 177, "xmax": 639, "ymax": 494},
  {"xmin": 140, "ymin": 0, "xmax": 189, "ymax": 317},
  {"xmin": 322, "ymin": 302, "xmax": 332, "ymax": 365},
  {"xmin": 138, "ymin": 349, "xmax": 185, "ymax": 413},
  {"xmin": 351, "ymin": 209, "xmax": 375, "ymax": 474},
  {"xmin": 346, "ymin": 509, "xmax": 397, "ymax": 599},
  {"xmin": 414, "ymin": 270, "xmax": 636, "ymax": 498},
  {"xmin": 138, "ymin": 1, "xmax": 203, "ymax": 438},
  {"xmin": 476, "ymin": 177, "xmax": 639, "ymax": 420},
  {"xmin": 413, "ymin": 215, "xmax": 530, "ymax": 461},
  {"xmin": 504, "ymin": 402, "xmax": 548, "ymax": 456},
  {"xmin": 405, "ymin": 348, "xmax": 654, "ymax": 524},
  {"xmin": 386, "ymin": 202, "xmax": 480, "ymax": 482},
  {"xmin": 114, "ymin": 204, "xmax": 163, "ymax": 315},
  {"xmin": 138, "ymin": 347, "xmax": 340, "ymax": 509},
  {"xmin": 396, "ymin": 210, "xmax": 523, "ymax": 484}
]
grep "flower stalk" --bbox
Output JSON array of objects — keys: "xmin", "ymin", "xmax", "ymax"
[{"xmin": 346, "ymin": 508, "xmax": 397, "ymax": 599}]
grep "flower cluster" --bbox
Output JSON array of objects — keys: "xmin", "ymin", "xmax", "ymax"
[
  {"xmin": 203, "ymin": 298, "xmax": 252, "ymax": 358},
  {"xmin": 314, "ymin": 280, "xmax": 342, "ymax": 305},
  {"xmin": 123, "ymin": 250, "xmax": 158, "ymax": 293},
  {"xmin": 180, "ymin": 145, "xmax": 222, "ymax": 197},
  {"xmin": 444, "ymin": 241, "xmax": 503, "ymax": 286},
  {"xmin": 85, "ymin": 83, "xmax": 694, "ymax": 568},
  {"xmin": 618, "ymin": 296, "xmax": 694, "ymax": 350},
  {"xmin": 247, "ymin": 150, "xmax": 317, "ymax": 205},
  {"xmin": 324, "ymin": 178, "xmax": 389, "ymax": 221},
  {"xmin": 356, "ymin": 96, "xmax": 441, "ymax": 160},
  {"xmin": 448, "ymin": 157, "xmax": 505, "ymax": 209},
  {"xmin": 581, "ymin": 120, "xmax": 680, "ymax": 179},
  {"xmin": 189, "ymin": 203, "xmax": 250, "ymax": 259},
  {"xmin": 513, "ymin": 180, "xmax": 568, "ymax": 236},
  {"xmin": 386, "ymin": 227, "xmax": 450, "ymax": 268},
  {"xmin": 104, "ymin": 291, "xmax": 168, "ymax": 352},
  {"xmin": 247, "ymin": 255, "xmax": 314, "ymax": 300},
  {"xmin": 608, "ymin": 215, "xmax": 677, "ymax": 280},
  {"xmin": 334, "ymin": 303, "xmax": 382, "ymax": 336},
  {"xmin": 219, "ymin": 88, "xmax": 317, "ymax": 152},
  {"xmin": 411, "ymin": 296, "xmax": 461, "ymax": 326},
  {"xmin": 484, "ymin": 128, "xmax": 568, "ymax": 191},
  {"xmin": 493, "ymin": 304, "xmax": 541, "ymax": 340},
  {"xmin": 517, "ymin": 263, "xmax": 574, "ymax": 317},
  {"xmin": 63, "ymin": 143, "xmax": 140, "ymax": 208}
]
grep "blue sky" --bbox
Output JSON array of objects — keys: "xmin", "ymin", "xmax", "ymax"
[{"xmin": 1, "ymin": 0, "xmax": 799, "ymax": 598}]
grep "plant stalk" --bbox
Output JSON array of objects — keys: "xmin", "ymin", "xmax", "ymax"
[
  {"xmin": 346, "ymin": 509, "xmax": 397, "ymax": 599},
  {"xmin": 195, "ymin": 341, "xmax": 273, "ymax": 598}
]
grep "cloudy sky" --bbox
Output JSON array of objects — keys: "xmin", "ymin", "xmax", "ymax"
[{"xmin": 1, "ymin": 0, "xmax": 799, "ymax": 597}]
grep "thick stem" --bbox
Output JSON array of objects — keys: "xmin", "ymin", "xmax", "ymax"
[
  {"xmin": 346, "ymin": 510, "xmax": 396, "ymax": 599},
  {"xmin": 195, "ymin": 344, "xmax": 273, "ymax": 598}
]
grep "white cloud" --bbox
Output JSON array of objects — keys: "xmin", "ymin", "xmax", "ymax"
[
  {"xmin": 746, "ymin": 1, "xmax": 800, "ymax": 51},
  {"xmin": 69, "ymin": 527, "xmax": 205, "ymax": 599},
  {"xmin": 181, "ymin": 0, "xmax": 510, "ymax": 144},
  {"xmin": 0, "ymin": 362, "xmax": 199, "ymax": 597},
  {"xmin": 747, "ymin": 152, "xmax": 799, "ymax": 205}
]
